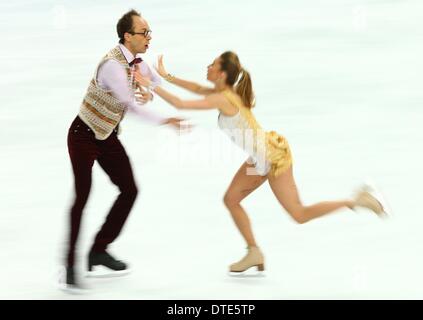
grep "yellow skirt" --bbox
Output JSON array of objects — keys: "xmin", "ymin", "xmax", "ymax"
[{"xmin": 265, "ymin": 131, "xmax": 293, "ymax": 177}]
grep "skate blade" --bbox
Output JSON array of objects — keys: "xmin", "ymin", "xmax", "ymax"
[
  {"xmin": 85, "ymin": 267, "xmax": 131, "ymax": 278},
  {"xmin": 228, "ymin": 271, "xmax": 266, "ymax": 278},
  {"xmin": 228, "ymin": 266, "xmax": 266, "ymax": 278},
  {"xmin": 57, "ymin": 283, "xmax": 90, "ymax": 295},
  {"xmin": 363, "ymin": 181, "xmax": 392, "ymax": 218}
]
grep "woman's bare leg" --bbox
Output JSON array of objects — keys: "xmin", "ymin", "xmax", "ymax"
[
  {"xmin": 268, "ymin": 166, "xmax": 354, "ymax": 224},
  {"xmin": 223, "ymin": 161, "xmax": 267, "ymax": 247}
]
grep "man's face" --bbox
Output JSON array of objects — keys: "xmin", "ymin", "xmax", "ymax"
[{"xmin": 126, "ymin": 16, "xmax": 152, "ymax": 54}]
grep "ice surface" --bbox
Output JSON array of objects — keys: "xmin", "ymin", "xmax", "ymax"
[{"xmin": 1, "ymin": 0, "xmax": 422, "ymax": 299}]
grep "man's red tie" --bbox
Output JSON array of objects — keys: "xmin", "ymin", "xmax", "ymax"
[{"xmin": 129, "ymin": 57, "xmax": 142, "ymax": 66}]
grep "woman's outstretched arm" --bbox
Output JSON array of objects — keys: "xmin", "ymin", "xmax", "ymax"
[
  {"xmin": 134, "ymin": 71, "xmax": 236, "ymax": 113},
  {"xmin": 155, "ymin": 55, "xmax": 215, "ymax": 96},
  {"xmin": 153, "ymin": 86, "xmax": 222, "ymax": 110}
]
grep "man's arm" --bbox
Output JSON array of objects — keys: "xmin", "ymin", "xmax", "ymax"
[{"xmin": 97, "ymin": 60, "xmax": 167, "ymax": 125}]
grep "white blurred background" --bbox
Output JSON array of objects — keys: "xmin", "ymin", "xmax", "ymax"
[{"xmin": 1, "ymin": 0, "xmax": 422, "ymax": 299}]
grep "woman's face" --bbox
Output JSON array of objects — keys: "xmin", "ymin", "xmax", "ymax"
[{"xmin": 207, "ymin": 57, "xmax": 223, "ymax": 82}]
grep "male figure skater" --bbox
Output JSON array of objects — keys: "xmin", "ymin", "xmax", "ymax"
[{"xmin": 62, "ymin": 9, "xmax": 183, "ymax": 289}]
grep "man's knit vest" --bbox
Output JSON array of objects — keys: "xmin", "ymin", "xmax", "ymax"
[{"xmin": 78, "ymin": 46, "xmax": 135, "ymax": 140}]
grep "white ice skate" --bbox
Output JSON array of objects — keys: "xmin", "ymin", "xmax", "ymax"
[
  {"xmin": 353, "ymin": 182, "xmax": 391, "ymax": 218},
  {"xmin": 228, "ymin": 246, "xmax": 266, "ymax": 278}
]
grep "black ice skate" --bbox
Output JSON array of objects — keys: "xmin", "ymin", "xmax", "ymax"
[{"xmin": 86, "ymin": 251, "xmax": 131, "ymax": 278}]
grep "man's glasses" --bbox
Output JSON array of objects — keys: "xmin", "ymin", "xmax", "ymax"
[{"xmin": 130, "ymin": 29, "xmax": 152, "ymax": 38}]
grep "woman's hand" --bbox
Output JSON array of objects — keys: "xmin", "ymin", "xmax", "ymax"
[
  {"xmin": 155, "ymin": 55, "xmax": 169, "ymax": 78},
  {"xmin": 134, "ymin": 86, "xmax": 153, "ymax": 104},
  {"xmin": 134, "ymin": 70, "xmax": 152, "ymax": 88}
]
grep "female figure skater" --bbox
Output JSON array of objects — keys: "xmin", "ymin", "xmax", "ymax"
[{"xmin": 134, "ymin": 52, "xmax": 386, "ymax": 273}]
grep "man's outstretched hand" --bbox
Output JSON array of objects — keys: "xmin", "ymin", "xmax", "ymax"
[{"xmin": 163, "ymin": 117, "xmax": 193, "ymax": 133}]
